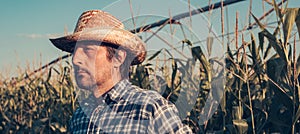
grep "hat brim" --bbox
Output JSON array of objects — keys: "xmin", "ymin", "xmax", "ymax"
[{"xmin": 49, "ymin": 28, "xmax": 146, "ymax": 65}]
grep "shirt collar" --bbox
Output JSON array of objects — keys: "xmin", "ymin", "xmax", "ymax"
[
  {"xmin": 81, "ymin": 79, "xmax": 131, "ymax": 107},
  {"xmin": 102, "ymin": 79, "xmax": 131, "ymax": 103}
]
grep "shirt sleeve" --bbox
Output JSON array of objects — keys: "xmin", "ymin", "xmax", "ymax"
[{"xmin": 152, "ymin": 98, "xmax": 193, "ymax": 134}]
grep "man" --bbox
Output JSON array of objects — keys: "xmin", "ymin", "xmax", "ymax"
[{"xmin": 50, "ymin": 10, "xmax": 192, "ymax": 133}]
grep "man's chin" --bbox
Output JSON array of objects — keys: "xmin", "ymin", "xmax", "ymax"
[
  {"xmin": 75, "ymin": 77, "xmax": 95, "ymax": 90},
  {"xmin": 76, "ymin": 82, "xmax": 95, "ymax": 90}
]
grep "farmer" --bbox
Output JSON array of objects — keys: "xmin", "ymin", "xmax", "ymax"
[{"xmin": 50, "ymin": 10, "xmax": 192, "ymax": 133}]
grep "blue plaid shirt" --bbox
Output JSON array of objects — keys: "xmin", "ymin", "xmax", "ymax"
[{"xmin": 69, "ymin": 79, "xmax": 192, "ymax": 133}]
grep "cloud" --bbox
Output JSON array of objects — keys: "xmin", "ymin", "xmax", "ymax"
[
  {"xmin": 17, "ymin": 33, "xmax": 43, "ymax": 39},
  {"xmin": 17, "ymin": 33, "xmax": 66, "ymax": 39}
]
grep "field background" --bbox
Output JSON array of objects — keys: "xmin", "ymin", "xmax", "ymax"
[{"xmin": 1, "ymin": 0, "xmax": 300, "ymax": 133}]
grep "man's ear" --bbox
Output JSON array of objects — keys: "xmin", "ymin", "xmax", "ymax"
[{"xmin": 113, "ymin": 49, "xmax": 126, "ymax": 68}]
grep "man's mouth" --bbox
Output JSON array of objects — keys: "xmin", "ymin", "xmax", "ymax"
[
  {"xmin": 75, "ymin": 69, "xmax": 89, "ymax": 76},
  {"xmin": 77, "ymin": 70, "xmax": 86, "ymax": 73}
]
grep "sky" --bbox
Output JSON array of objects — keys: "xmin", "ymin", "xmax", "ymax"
[{"xmin": 0, "ymin": 0, "xmax": 299, "ymax": 78}]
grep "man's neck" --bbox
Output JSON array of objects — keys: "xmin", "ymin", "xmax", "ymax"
[{"xmin": 93, "ymin": 78, "xmax": 122, "ymax": 98}]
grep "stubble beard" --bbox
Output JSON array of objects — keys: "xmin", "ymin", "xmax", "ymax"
[{"xmin": 75, "ymin": 70, "xmax": 97, "ymax": 90}]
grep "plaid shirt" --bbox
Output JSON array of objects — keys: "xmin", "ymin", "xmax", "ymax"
[{"xmin": 69, "ymin": 79, "xmax": 192, "ymax": 134}]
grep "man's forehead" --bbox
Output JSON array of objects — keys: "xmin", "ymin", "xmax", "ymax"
[
  {"xmin": 76, "ymin": 40, "xmax": 102, "ymax": 46},
  {"xmin": 75, "ymin": 40, "xmax": 120, "ymax": 48}
]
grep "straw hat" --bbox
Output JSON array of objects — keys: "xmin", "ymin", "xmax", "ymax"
[{"xmin": 49, "ymin": 10, "xmax": 146, "ymax": 65}]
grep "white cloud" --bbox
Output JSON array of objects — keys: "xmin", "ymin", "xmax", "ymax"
[
  {"xmin": 17, "ymin": 33, "xmax": 66, "ymax": 39},
  {"xmin": 17, "ymin": 33, "xmax": 43, "ymax": 39}
]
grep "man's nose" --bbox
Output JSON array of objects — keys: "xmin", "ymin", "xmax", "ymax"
[{"xmin": 72, "ymin": 48, "xmax": 82, "ymax": 66}]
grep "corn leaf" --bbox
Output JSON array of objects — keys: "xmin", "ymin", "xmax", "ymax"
[
  {"xmin": 293, "ymin": 106, "xmax": 300, "ymax": 125},
  {"xmin": 233, "ymin": 119, "xmax": 248, "ymax": 134},
  {"xmin": 207, "ymin": 36, "xmax": 214, "ymax": 57},
  {"xmin": 252, "ymin": 13, "xmax": 289, "ymax": 62},
  {"xmin": 251, "ymin": 12, "xmax": 266, "ymax": 30},
  {"xmin": 295, "ymin": 9, "xmax": 300, "ymax": 39},
  {"xmin": 283, "ymin": 8, "xmax": 299, "ymax": 46},
  {"xmin": 273, "ymin": 0, "xmax": 284, "ymax": 24},
  {"xmin": 250, "ymin": 32, "xmax": 261, "ymax": 65},
  {"xmin": 296, "ymin": 54, "xmax": 300, "ymax": 78},
  {"xmin": 261, "ymin": 30, "xmax": 288, "ymax": 63},
  {"xmin": 258, "ymin": 30, "xmax": 265, "ymax": 56},
  {"xmin": 171, "ymin": 59, "xmax": 178, "ymax": 90},
  {"xmin": 191, "ymin": 46, "xmax": 211, "ymax": 82},
  {"xmin": 147, "ymin": 49, "xmax": 162, "ymax": 61}
]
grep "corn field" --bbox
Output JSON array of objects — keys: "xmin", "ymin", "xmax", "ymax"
[{"xmin": 0, "ymin": 1, "xmax": 300, "ymax": 134}]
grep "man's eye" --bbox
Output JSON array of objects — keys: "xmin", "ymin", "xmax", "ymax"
[
  {"xmin": 83, "ymin": 47, "xmax": 97, "ymax": 57},
  {"xmin": 84, "ymin": 47, "xmax": 94, "ymax": 51}
]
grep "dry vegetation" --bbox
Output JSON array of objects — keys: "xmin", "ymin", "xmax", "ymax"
[{"xmin": 0, "ymin": 1, "xmax": 300, "ymax": 133}]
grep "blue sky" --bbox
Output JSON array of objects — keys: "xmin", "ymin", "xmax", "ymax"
[
  {"xmin": 0, "ymin": 0, "xmax": 115, "ymax": 76},
  {"xmin": 0, "ymin": 0, "xmax": 299, "ymax": 77}
]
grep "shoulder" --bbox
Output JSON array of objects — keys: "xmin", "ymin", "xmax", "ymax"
[
  {"xmin": 127, "ymin": 84, "xmax": 169, "ymax": 104},
  {"xmin": 125, "ymin": 85, "xmax": 193, "ymax": 133},
  {"xmin": 125, "ymin": 84, "xmax": 177, "ymax": 113}
]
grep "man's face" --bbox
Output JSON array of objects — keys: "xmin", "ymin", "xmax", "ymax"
[{"xmin": 72, "ymin": 41, "xmax": 113, "ymax": 90}]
